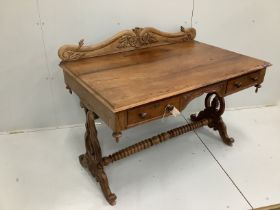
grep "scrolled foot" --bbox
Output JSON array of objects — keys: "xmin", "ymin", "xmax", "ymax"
[
  {"xmin": 216, "ymin": 118, "xmax": 234, "ymax": 146},
  {"xmin": 95, "ymin": 164, "xmax": 117, "ymax": 205},
  {"xmin": 222, "ymin": 137, "xmax": 235, "ymax": 146},
  {"xmin": 106, "ymin": 193, "xmax": 117, "ymax": 206}
]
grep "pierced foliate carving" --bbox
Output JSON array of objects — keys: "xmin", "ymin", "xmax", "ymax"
[{"xmin": 117, "ymin": 27, "xmax": 158, "ymax": 48}]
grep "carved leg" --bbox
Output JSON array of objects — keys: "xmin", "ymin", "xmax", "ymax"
[
  {"xmin": 79, "ymin": 110, "xmax": 117, "ymax": 205},
  {"xmin": 191, "ymin": 93, "xmax": 234, "ymax": 146}
]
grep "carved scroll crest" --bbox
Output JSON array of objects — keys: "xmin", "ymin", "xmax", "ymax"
[
  {"xmin": 58, "ymin": 26, "xmax": 196, "ymax": 62},
  {"xmin": 117, "ymin": 27, "xmax": 158, "ymax": 48}
]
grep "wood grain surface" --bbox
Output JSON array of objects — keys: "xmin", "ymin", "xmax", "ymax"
[{"xmin": 61, "ymin": 41, "xmax": 270, "ymax": 112}]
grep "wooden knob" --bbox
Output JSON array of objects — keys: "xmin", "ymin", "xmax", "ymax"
[
  {"xmin": 234, "ymin": 82, "xmax": 242, "ymax": 88},
  {"xmin": 255, "ymin": 84, "xmax": 262, "ymax": 93},
  {"xmin": 139, "ymin": 112, "xmax": 148, "ymax": 118}
]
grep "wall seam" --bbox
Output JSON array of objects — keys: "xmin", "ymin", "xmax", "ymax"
[
  {"xmin": 35, "ymin": 0, "xmax": 59, "ymax": 126},
  {"xmin": 191, "ymin": 0, "xmax": 195, "ymax": 27}
]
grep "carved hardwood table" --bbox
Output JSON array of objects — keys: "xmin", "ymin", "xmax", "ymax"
[{"xmin": 58, "ymin": 26, "xmax": 271, "ymax": 205}]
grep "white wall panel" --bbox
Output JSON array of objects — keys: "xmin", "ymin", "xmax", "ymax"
[{"xmin": 0, "ymin": 0, "xmax": 56, "ymax": 131}]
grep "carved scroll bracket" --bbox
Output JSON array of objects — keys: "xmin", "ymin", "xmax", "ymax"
[{"xmin": 58, "ymin": 26, "xmax": 196, "ymax": 62}]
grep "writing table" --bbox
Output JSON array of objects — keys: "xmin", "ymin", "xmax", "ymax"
[{"xmin": 58, "ymin": 26, "xmax": 271, "ymax": 205}]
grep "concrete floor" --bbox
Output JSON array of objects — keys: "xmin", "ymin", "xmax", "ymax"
[{"xmin": 0, "ymin": 106, "xmax": 279, "ymax": 210}]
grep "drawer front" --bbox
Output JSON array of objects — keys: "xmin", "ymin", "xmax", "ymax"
[
  {"xmin": 226, "ymin": 70, "xmax": 265, "ymax": 95},
  {"xmin": 127, "ymin": 96, "xmax": 180, "ymax": 127},
  {"xmin": 180, "ymin": 82, "xmax": 227, "ymax": 111}
]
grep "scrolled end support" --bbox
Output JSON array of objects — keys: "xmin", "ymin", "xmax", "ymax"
[{"xmin": 191, "ymin": 92, "xmax": 235, "ymax": 146}]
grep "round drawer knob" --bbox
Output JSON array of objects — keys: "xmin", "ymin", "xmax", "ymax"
[
  {"xmin": 234, "ymin": 82, "xmax": 242, "ymax": 88},
  {"xmin": 255, "ymin": 84, "xmax": 262, "ymax": 93},
  {"xmin": 139, "ymin": 112, "xmax": 148, "ymax": 118}
]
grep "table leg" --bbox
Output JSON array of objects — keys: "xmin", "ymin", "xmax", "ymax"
[
  {"xmin": 79, "ymin": 110, "xmax": 117, "ymax": 205},
  {"xmin": 190, "ymin": 93, "xmax": 234, "ymax": 146}
]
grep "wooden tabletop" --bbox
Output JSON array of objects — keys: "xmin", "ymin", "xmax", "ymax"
[{"xmin": 61, "ymin": 41, "xmax": 270, "ymax": 112}]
